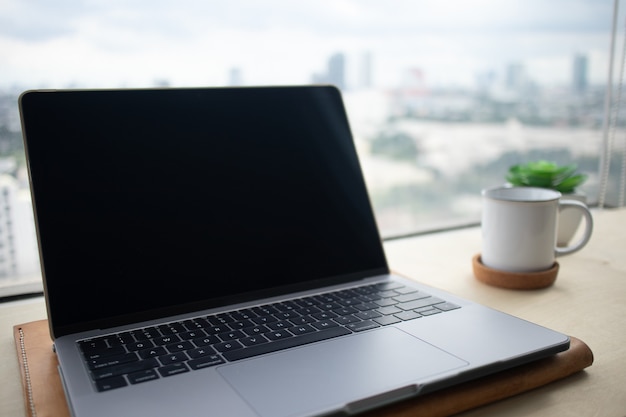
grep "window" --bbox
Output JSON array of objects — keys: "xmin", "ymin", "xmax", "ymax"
[{"xmin": 0, "ymin": 0, "xmax": 622, "ymax": 297}]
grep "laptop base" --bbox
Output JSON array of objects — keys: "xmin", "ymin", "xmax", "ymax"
[{"xmin": 14, "ymin": 319, "xmax": 593, "ymax": 417}]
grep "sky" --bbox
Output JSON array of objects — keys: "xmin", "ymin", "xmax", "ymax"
[{"xmin": 0, "ymin": 0, "xmax": 619, "ymax": 91}]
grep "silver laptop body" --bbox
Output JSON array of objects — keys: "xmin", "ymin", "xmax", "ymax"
[{"xmin": 19, "ymin": 85, "xmax": 569, "ymax": 417}]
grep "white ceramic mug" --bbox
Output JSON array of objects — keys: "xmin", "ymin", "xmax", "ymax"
[{"xmin": 481, "ymin": 186, "xmax": 593, "ymax": 272}]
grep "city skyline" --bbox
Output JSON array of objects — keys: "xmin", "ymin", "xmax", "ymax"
[{"xmin": 0, "ymin": 0, "xmax": 618, "ymax": 91}]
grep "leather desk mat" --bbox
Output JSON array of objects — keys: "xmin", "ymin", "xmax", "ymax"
[{"xmin": 13, "ymin": 319, "xmax": 594, "ymax": 417}]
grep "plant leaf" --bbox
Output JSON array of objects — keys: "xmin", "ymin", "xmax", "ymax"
[
  {"xmin": 556, "ymin": 174, "xmax": 588, "ymax": 193},
  {"xmin": 506, "ymin": 161, "xmax": 586, "ymax": 191}
]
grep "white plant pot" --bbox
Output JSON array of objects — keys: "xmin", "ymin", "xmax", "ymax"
[{"xmin": 558, "ymin": 192, "xmax": 587, "ymax": 246}]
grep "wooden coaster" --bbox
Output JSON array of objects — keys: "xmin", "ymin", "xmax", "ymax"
[{"xmin": 472, "ymin": 254, "xmax": 559, "ymax": 290}]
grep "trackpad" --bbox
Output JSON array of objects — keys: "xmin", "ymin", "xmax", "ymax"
[{"xmin": 218, "ymin": 327, "xmax": 467, "ymax": 417}]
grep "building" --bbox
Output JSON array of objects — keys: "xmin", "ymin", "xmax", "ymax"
[
  {"xmin": 573, "ymin": 54, "xmax": 588, "ymax": 94},
  {"xmin": 360, "ymin": 51, "xmax": 373, "ymax": 89},
  {"xmin": 327, "ymin": 53, "xmax": 346, "ymax": 90},
  {"xmin": 0, "ymin": 175, "xmax": 40, "ymax": 280},
  {"xmin": 229, "ymin": 67, "xmax": 243, "ymax": 86},
  {"xmin": 505, "ymin": 62, "xmax": 526, "ymax": 93},
  {"xmin": 312, "ymin": 53, "xmax": 347, "ymax": 90}
]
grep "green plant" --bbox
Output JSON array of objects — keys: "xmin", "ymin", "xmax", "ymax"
[{"xmin": 506, "ymin": 160, "xmax": 587, "ymax": 194}]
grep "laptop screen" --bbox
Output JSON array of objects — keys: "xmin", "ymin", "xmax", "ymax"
[{"xmin": 19, "ymin": 86, "xmax": 388, "ymax": 336}]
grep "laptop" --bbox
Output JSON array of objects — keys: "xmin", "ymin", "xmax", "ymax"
[{"xmin": 19, "ymin": 85, "xmax": 569, "ymax": 417}]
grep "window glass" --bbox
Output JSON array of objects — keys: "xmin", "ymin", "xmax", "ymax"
[{"xmin": 0, "ymin": 0, "xmax": 620, "ymax": 296}]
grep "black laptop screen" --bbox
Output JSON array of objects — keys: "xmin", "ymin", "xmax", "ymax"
[{"xmin": 19, "ymin": 86, "xmax": 389, "ymax": 336}]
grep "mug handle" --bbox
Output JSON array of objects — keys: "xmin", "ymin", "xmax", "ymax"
[{"xmin": 555, "ymin": 199, "xmax": 593, "ymax": 256}]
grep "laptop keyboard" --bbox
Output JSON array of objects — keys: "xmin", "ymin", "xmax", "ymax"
[{"xmin": 79, "ymin": 281, "xmax": 460, "ymax": 392}]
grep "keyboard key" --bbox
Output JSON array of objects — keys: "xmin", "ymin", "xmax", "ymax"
[
  {"xmin": 267, "ymin": 321, "xmax": 290, "ymax": 331},
  {"xmin": 393, "ymin": 286, "xmax": 420, "ymax": 295},
  {"xmin": 159, "ymin": 323, "xmax": 186, "ymax": 335},
  {"xmin": 346, "ymin": 320, "xmax": 380, "ymax": 332},
  {"xmin": 374, "ymin": 315, "xmax": 401, "ymax": 326},
  {"xmin": 240, "ymin": 335, "xmax": 269, "ymax": 346},
  {"xmin": 357, "ymin": 294, "xmax": 380, "ymax": 302},
  {"xmin": 96, "ymin": 376, "xmax": 127, "ymax": 392},
  {"xmin": 295, "ymin": 306, "xmax": 322, "ymax": 316},
  {"xmin": 294, "ymin": 297, "xmax": 317, "ymax": 308},
  {"xmin": 353, "ymin": 285, "xmax": 377, "ymax": 295},
  {"xmin": 227, "ymin": 319, "xmax": 255, "ymax": 330},
  {"xmin": 312, "ymin": 311, "xmax": 338, "ymax": 320},
  {"xmin": 335, "ymin": 289, "xmax": 359, "ymax": 299},
  {"xmin": 252, "ymin": 305, "xmax": 280, "ymax": 316},
  {"xmin": 80, "ymin": 339, "xmax": 108, "ymax": 353},
  {"xmin": 134, "ymin": 327, "xmax": 160, "ymax": 340},
  {"xmin": 356, "ymin": 310, "xmax": 382, "ymax": 320},
  {"xmin": 394, "ymin": 311, "xmax": 422, "ymax": 321},
  {"xmin": 288, "ymin": 324, "xmax": 317, "ymax": 335},
  {"xmin": 314, "ymin": 294, "xmax": 340, "ymax": 304},
  {"xmin": 192, "ymin": 335, "xmax": 220, "ymax": 346},
  {"xmin": 217, "ymin": 330, "xmax": 245, "ymax": 341},
  {"xmin": 166, "ymin": 341, "xmax": 194, "ymax": 353},
  {"xmin": 190, "ymin": 318, "xmax": 212, "ymax": 328},
  {"xmin": 398, "ymin": 297, "xmax": 445, "ymax": 311},
  {"xmin": 159, "ymin": 352, "xmax": 189, "ymax": 365},
  {"xmin": 415, "ymin": 308, "xmax": 441, "ymax": 316},
  {"xmin": 333, "ymin": 315, "xmax": 361, "ymax": 325},
  {"xmin": 251, "ymin": 316, "xmax": 278, "ymax": 325},
  {"xmin": 336, "ymin": 298, "xmax": 361, "ymax": 307},
  {"xmin": 187, "ymin": 346, "xmax": 216, "ymax": 358},
  {"xmin": 138, "ymin": 346, "xmax": 167, "ymax": 359},
  {"xmin": 127, "ymin": 340, "xmax": 155, "ymax": 351},
  {"xmin": 435, "ymin": 302, "xmax": 461, "ymax": 311},
  {"xmin": 275, "ymin": 311, "xmax": 300, "ymax": 320},
  {"xmin": 311, "ymin": 320, "xmax": 338, "ymax": 330},
  {"xmin": 376, "ymin": 290, "xmax": 398, "ymax": 298},
  {"xmin": 128, "ymin": 369, "xmax": 159, "ymax": 384},
  {"xmin": 333, "ymin": 307, "xmax": 358, "ymax": 316},
  {"xmin": 243, "ymin": 325, "xmax": 270, "ymax": 336},
  {"xmin": 265, "ymin": 330, "xmax": 293, "ymax": 341},
  {"xmin": 393, "ymin": 292, "xmax": 429, "ymax": 303},
  {"xmin": 355, "ymin": 302, "xmax": 379, "ymax": 311},
  {"xmin": 375, "ymin": 282, "xmax": 404, "ymax": 291},
  {"xmin": 205, "ymin": 325, "xmax": 231, "ymax": 335},
  {"xmin": 223, "ymin": 327, "xmax": 351, "ymax": 362},
  {"xmin": 154, "ymin": 334, "xmax": 182, "ymax": 345},
  {"xmin": 377, "ymin": 306, "xmax": 402, "ymax": 315},
  {"xmin": 316, "ymin": 302, "xmax": 342, "ymax": 311},
  {"xmin": 275, "ymin": 301, "xmax": 299, "ymax": 312},
  {"xmin": 182, "ymin": 319, "xmax": 204, "ymax": 329},
  {"xmin": 107, "ymin": 333, "xmax": 135, "ymax": 346},
  {"xmin": 178, "ymin": 329, "xmax": 207, "ymax": 340},
  {"xmin": 374, "ymin": 298, "xmax": 398, "ymax": 307},
  {"xmin": 214, "ymin": 340, "xmax": 244, "ymax": 352},
  {"xmin": 289, "ymin": 315, "xmax": 316, "ymax": 325},
  {"xmin": 83, "ymin": 345, "xmax": 126, "ymax": 360},
  {"xmin": 230, "ymin": 310, "xmax": 258, "ymax": 320},
  {"xmin": 91, "ymin": 358, "xmax": 158, "ymax": 380},
  {"xmin": 89, "ymin": 352, "xmax": 138, "ymax": 370},
  {"xmin": 187, "ymin": 355, "xmax": 225, "ymax": 370},
  {"xmin": 158, "ymin": 363, "xmax": 189, "ymax": 377},
  {"xmin": 207, "ymin": 314, "xmax": 234, "ymax": 325}
]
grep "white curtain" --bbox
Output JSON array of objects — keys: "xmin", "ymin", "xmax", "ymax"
[{"xmin": 599, "ymin": 0, "xmax": 626, "ymax": 208}]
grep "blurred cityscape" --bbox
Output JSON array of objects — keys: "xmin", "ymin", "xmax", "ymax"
[{"xmin": 0, "ymin": 50, "xmax": 621, "ymax": 293}]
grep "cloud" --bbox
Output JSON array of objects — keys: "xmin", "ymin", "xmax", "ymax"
[
  {"xmin": 0, "ymin": 0, "xmax": 617, "ymax": 89},
  {"xmin": 0, "ymin": 0, "xmax": 96, "ymax": 41}
]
